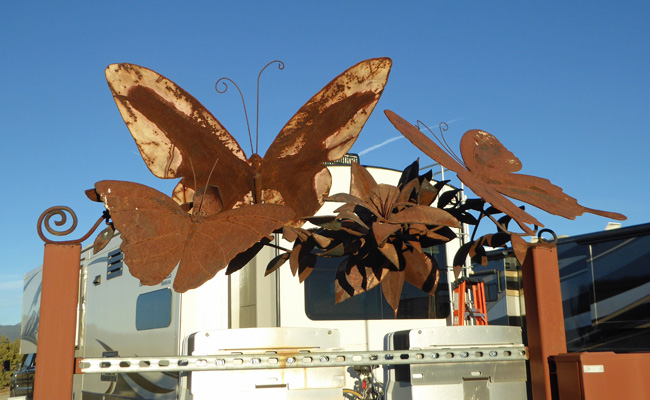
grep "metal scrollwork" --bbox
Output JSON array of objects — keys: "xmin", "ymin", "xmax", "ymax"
[{"xmin": 37, "ymin": 206, "xmax": 106, "ymax": 245}]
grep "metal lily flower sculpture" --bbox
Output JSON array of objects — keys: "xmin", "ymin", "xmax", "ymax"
[{"xmin": 267, "ymin": 161, "xmax": 461, "ymax": 314}]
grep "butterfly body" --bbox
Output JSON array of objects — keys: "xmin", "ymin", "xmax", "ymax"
[{"xmin": 106, "ymin": 59, "xmax": 392, "ymax": 225}]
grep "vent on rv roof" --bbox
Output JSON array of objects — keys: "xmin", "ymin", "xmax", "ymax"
[
  {"xmin": 324, "ymin": 153, "xmax": 360, "ymax": 166},
  {"xmin": 107, "ymin": 249, "xmax": 123, "ymax": 280}
]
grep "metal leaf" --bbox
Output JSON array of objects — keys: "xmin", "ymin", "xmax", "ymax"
[
  {"xmin": 225, "ymin": 237, "xmax": 272, "ymax": 275},
  {"xmin": 298, "ymin": 253, "xmax": 317, "ymax": 283},
  {"xmin": 511, "ymin": 235, "xmax": 530, "ymax": 266},
  {"xmin": 482, "ymin": 232, "xmax": 511, "ymax": 248},
  {"xmin": 303, "ymin": 215, "xmax": 343, "ymax": 231},
  {"xmin": 350, "ymin": 161, "xmax": 378, "ymax": 202},
  {"xmin": 311, "ymin": 232, "xmax": 334, "ymax": 249},
  {"xmin": 426, "ymin": 228, "xmax": 456, "ymax": 242},
  {"xmin": 369, "ymin": 184, "xmax": 400, "ymax": 217},
  {"xmin": 417, "ymin": 179, "xmax": 439, "ymax": 207},
  {"xmin": 289, "ymin": 241, "xmax": 317, "ymax": 277},
  {"xmin": 403, "ymin": 250, "xmax": 439, "ymax": 295},
  {"xmin": 378, "ymin": 241, "xmax": 400, "ymax": 269},
  {"xmin": 265, "ymin": 252, "xmax": 290, "ymax": 276},
  {"xmin": 453, "ymin": 242, "xmax": 473, "ymax": 271},
  {"xmin": 389, "ymin": 205, "xmax": 461, "ymax": 227},
  {"xmin": 327, "ymin": 193, "xmax": 382, "ymax": 219},
  {"xmin": 397, "ymin": 178, "xmax": 420, "ymax": 205},
  {"xmin": 397, "ymin": 159, "xmax": 420, "ymax": 189},
  {"xmin": 282, "ymin": 226, "xmax": 312, "ymax": 243},
  {"xmin": 437, "ymin": 189, "xmax": 461, "ymax": 208},
  {"xmin": 381, "ymin": 270, "xmax": 405, "ymax": 316},
  {"xmin": 337, "ymin": 210, "xmax": 370, "ymax": 231},
  {"xmin": 462, "ymin": 198, "xmax": 486, "ymax": 212},
  {"xmin": 373, "ymin": 222, "xmax": 401, "ymax": 247}
]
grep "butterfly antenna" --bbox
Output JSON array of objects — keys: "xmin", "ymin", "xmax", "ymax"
[
  {"xmin": 437, "ymin": 122, "xmax": 461, "ymax": 164},
  {"xmin": 416, "ymin": 120, "xmax": 466, "ymax": 168},
  {"xmin": 256, "ymin": 60, "xmax": 285, "ymax": 154},
  {"xmin": 189, "ymin": 158, "xmax": 198, "ymax": 193},
  {"xmin": 216, "ymin": 77, "xmax": 254, "ymax": 156},
  {"xmin": 197, "ymin": 158, "xmax": 220, "ymax": 215}
]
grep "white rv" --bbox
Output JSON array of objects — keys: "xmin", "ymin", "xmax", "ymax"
[{"xmin": 13, "ymin": 163, "xmax": 528, "ymax": 399}]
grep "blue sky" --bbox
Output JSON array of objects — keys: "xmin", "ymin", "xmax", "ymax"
[{"xmin": 1, "ymin": 2, "xmax": 648, "ymax": 325}]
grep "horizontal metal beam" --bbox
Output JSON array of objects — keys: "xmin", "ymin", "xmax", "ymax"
[{"xmin": 78, "ymin": 345, "xmax": 528, "ymax": 374}]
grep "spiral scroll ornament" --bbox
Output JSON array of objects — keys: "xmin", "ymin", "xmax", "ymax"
[{"xmin": 37, "ymin": 206, "xmax": 108, "ymax": 245}]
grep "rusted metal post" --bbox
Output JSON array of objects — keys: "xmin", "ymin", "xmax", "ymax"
[
  {"xmin": 33, "ymin": 243, "xmax": 81, "ymax": 400},
  {"xmin": 520, "ymin": 244, "xmax": 567, "ymax": 400}
]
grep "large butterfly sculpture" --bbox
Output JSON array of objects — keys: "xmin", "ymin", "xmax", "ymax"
[
  {"xmin": 88, "ymin": 180, "xmax": 295, "ymax": 292},
  {"xmin": 105, "ymin": 59, "xmax": 392, "ymax": 226},
  {"xmin": 384, "ymin": 110, "xmax": 626, "ymax": 235}
]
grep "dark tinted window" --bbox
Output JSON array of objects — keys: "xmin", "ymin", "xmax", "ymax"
[
  {"xmin": 557, "ymin": 240, "xmax": 593, "ymax": 348},
  {"xmin": 305, "ymin": 246, "xmax": 449, "ymax": 320},
  {"xmin": 136, "ymin": 289, "xmax": 172, "ymax": 330}
]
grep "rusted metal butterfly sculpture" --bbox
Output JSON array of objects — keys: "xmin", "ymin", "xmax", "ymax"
[
  {"xmin": 385, "ymin": 110, "xmax": 626, "ymax": 235},
  {"xmin": 105, "ymin": 59, "xmax": 392, "ymax": 226},
  {"xmin": 87, "ymin": 181, "xmax": 294, "ymax": 292}
]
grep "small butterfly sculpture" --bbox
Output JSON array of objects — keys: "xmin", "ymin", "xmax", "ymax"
[
  {"xmin": 87, "ymin": 180, "xmax": 295, "ymax": 292},
  {"xmin": 385, "ymin": 110, "xmax": 626, "ymax": 235},
  {"xmin": 105, "ymin": 59, "xmax": 392, "ymax": 226}
]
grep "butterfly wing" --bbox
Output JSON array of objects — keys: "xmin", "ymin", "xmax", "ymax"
[
  {"xmin": 105, "ymin": 64, "xmax": 255, "ymax": 208},
  {"xmin": 260, "ymin": 58, "xmax": 392, "ymax": 223},
  {"xmin": 94, "ymin": 180, "xmax": 191, "ymax": 286},
  {"xmin": 461, "ymin": 129, "xmax": 522, "ymax": 175},
  {"xmin": 490, "ymin": 173, "xmax": 627, "ymax": 221},
  {"xmin": 462, "ymin": 130, "xmax": 626, "ymax": 221},
  {"xmin": 174, "ymin": 204, "xmax": 295, "ymax": 292}
]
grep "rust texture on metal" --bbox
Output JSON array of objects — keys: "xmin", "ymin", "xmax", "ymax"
[
  {"xmin": 89, "ymin": 180, "xmax": 295, "ymax": 292},
  {"xmin": 267, "ymin": 161, "xmax": 461, "ymax": 314},
  {"xmin": 105, "ymin": 58, "xmax": 392, "ymax": 227},
  {"xmin": 34, "ymin": 243, "xmax": 81, "ymax": 400},
  {"xmin": 385, "ymin": 110, "xmax": 626, "ymax": 236},
  {"xmin": 552, "ymin": 352, "xmax": 650, "ymax": 399},
  {"xmin": 37, "ymin": 205, "xmax": 108, "ymax": 245},
  {"xmin": 514, "ymin": 240, "xmax": 567, "ymax": 400}
]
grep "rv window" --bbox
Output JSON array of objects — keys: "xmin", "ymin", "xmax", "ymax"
[
  {"xmin": 135, "ymin": 288, "xmax": 172, "ymax": 330},
  {"xmin": 304, "ymin": 246, "xmax": 449, "ymax": 320}
]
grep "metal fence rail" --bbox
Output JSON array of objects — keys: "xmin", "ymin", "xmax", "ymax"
[{"xmin": 78, "ymin": 345, "xmax": 528, "ymax": 374}]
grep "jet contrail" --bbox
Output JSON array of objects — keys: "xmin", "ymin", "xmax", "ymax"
[
  {"xmin": 359, "ymin": 117, "xmax": 465, "ymax": 156},
  {"xmin": 358, "ymin": 135, "xmax": 404, "ymax": 156}
]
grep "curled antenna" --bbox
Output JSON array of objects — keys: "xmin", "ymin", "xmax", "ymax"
[
  {"xmin": 215, "ymin": 77, "xmax": 254, "ymax": 156},
  {"xmin": 189, "ymin": 158, "xmax": 197, "ymax": 194},
  {"xmin": 416, "ymin": 120, "xmax": 466, "ymax": 168},
  {"xmin": 256, "ymin": 60, "xmax": 285, "ymax": 154}
]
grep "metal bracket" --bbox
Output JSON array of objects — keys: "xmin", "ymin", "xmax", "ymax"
[{"xmin": 78, "ymin": 345, "xmax": 528, "ymax": 374}]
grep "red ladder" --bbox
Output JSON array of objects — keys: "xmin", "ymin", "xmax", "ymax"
[{"xmin": 453, "ymin": 280, "xmax": 488, "ymax": 326}]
